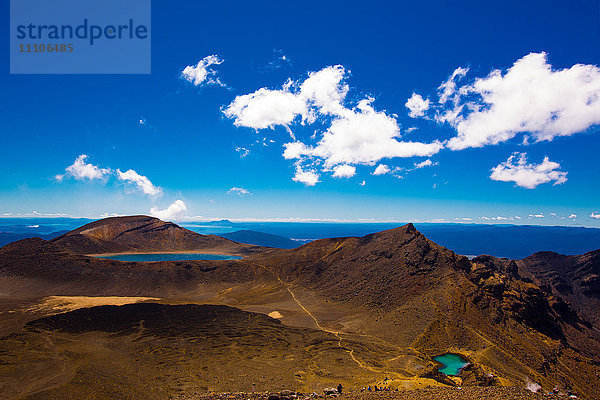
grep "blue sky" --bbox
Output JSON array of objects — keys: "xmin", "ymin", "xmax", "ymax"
[{"xmin": 2, "ymin": 0, "xmax": 600, "ymax": 226}]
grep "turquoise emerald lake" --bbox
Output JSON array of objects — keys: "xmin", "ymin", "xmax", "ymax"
[
  {"xmin": 433, "ymin": 353, "xmax": 470, "ymax": 376},
  {"xmin": 98, "ymin": 253, "xmax": 242, "ymax": 262}
]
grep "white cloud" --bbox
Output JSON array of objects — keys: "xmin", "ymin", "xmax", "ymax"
[
  {"xmin": 332, "ymin": 164, "xmax": 356, "ymax": 178},
  {"xmin": 235, "ymin": 147, "xmax": 250, "ymax": 158},
  {"xmin": 181, "ymin": 55, "xmax": 225, "ymax": 87},
  {"xmin": 223, "ymin": 66, "xmax": 350, "ymax": 136},
  {"xmin": 414, "ymin": 52, "xmax": 600, "ymax": 150},
  {"xmin": 225, "ymin": 65, "xmax": 442, "ymax": 184},
  {"xmin": 490, "ymin": 152, "xmax": 567, "ymax": 189},
  {"xmin": 373, "ymin": 164, "xmax": 391, "ymax": 175},
  {"xmin": 359, "ymin": 180, "xmax": 366, "ymax": 186},
  {"xmin": 299, "ymin": 65, "xmax": 349, "ymax": 116},
  {"xmin": 529, "ymin": 213, "xmax": 545, "ymax": 218},
  {"xmin": 405, "ymin": 93, "xmax": 430, "ymax": 118},
  {"xmin": 116, "ymin": 169, "xmax": 162, "ymax": 196},
  {"xmin": 591, "ymin": 211, "xmax": 600, "ymax": 220},
  {"xmin": 227, "ymin": 187, "xmax": 252, "ymax": 196},
  {"xmin": 292, "ymin": 165, "xmax": 319, "ymax": 186},
  {"xmin": 569, "ymin": 214, "xmax": 577, "ymax": 219},
  {"xmin": 283, "ymin": 141, "xmax": 310, "ymax": 159},
  {"xmin": 438, "ymin": 67, "xmax": 469, "ymax": 104},
  {"xmin": 480, "ymin": 215, "xmax": 517, "ymax": 221},
  {"xmin": 414, "ymin": 159, "xmax": 436, "ymax": 169},
  {"xmin": 150, "ymin": 200, "xmax": 187, "ymax": 221},
  {"xmin": 298, "ymin": 99, "xmax": 443, "ymax": 167},
  {"xmin": 100, "ymin": 212, "xmax": 125, "ymax": 218},
  {"xmin": 56, "ymin": 155, "xmax": 111, "ymax": 181},
  {"xmin": 57, "ymin": 155, "xmax": 168, "ymax": 199},
  {"xmin": 223, "ymin": 84, "xmax": 307, "ymax": 133}
]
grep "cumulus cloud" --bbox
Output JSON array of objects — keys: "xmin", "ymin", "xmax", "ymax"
[
  {"xmin": 227, "ymin": 187, "xmax": 252, "ymax": 196},
  {"xmin": 292, "ymin": 165, "xmax": 319, "ymax": 186},
  {"xmin": 297, "ymin": 99, "xmax": 443, "ymax": 167},
  {"xmin": 373, "ymin": 164, "xmax": 391, "ymax": 175},
  {"xmin": 150, "ymin": 200, "xmax": 187, "ymax": 221},
  {"xmin": 116, "ymin": 169, "xmax": 162, "ymax": 196},
  {"xmin": 55, "ymin": 155, "xmax": 111, "ymax": 181},
  {"xmin": 223, "ymin": 84, "xmax": 307, "ymax": 134},
  {"xmin": 529, "ymin": 213, "xmax": 545, "ymax": 218},
  {"xmin": 569, "ymin": 213, "xmax": 577, "ymax": 219},
  {"xmin": 490, "ymin": 152, "xmax": 567, "ymax": 189},
  {"xmin": 181, "ymin": 55, "xmax": 225, "ymax": 87},
  {"xmin": 411, "ymin": 52, "xmax": 600, "ymax": 150},
  {"xmin": 405, "ymin": 93, "xmax": 431, "ymax": 118},
  {"xmin": 591, "ymin": 211, "xmax": 600, "ymax": 219},
  {"xmin": 332, "ymin": 164, "xmax": 356, "ymax": 178},
  {"xmin": 225, "ymin": 65, "xmax": 442, "ymax": 184},
  {"xmin": 56, "ymin": 155, "xmax": 167, "ymax": 199},
  {"xmin": 414, "ymin": 159, "xmax": 436, "ymax": 169}
]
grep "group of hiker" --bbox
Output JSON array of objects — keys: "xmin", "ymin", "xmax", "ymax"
[{"xmin": 361, "ymin": 386, "xmax": 397, "ymax": 392}]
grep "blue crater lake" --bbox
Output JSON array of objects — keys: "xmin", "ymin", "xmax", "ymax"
[
  {"xmin": 97, "ymin": 253, "xmax": 242, "ymax": 262},
  {"xmin": 433, "ymin": 353, "xmax": 470, "ymax": 376}
]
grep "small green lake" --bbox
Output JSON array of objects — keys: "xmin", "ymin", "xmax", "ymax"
[
  {"xmin": 98, "ymin": 253, "xmax": 242, "ymax": 262},
  {"xmin": 433, "ymin": 353, "xmax": 470, "ymax": 376}
]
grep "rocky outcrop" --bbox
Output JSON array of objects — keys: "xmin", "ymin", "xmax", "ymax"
[{"xmin": 520, "ymin": 249, "xmax": 600, "ymax": 327}]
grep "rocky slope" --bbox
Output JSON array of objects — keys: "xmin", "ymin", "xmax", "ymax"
[
  {"xmin": 50, "ymin": 215, "xmax": 266, "ymax": 255},
  {"xmin": 519, "ymin": 250, "xmax": 600, "ymax": 328},
  {"xmin": 249, "ymin": 225, "xmax": 600, "ymax": 397},
  {"xmin": 0, "ymin": 221, "xmax": 599, "ymax": 399}
]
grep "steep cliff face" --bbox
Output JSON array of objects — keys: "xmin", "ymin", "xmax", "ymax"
[{"xmin": 519, "ymin": 249, "xmax": 600, "ymax": 327}]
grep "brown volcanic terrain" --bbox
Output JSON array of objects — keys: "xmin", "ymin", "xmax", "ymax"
[
  {"xmin": 1, "ymin": 304, "xmax": 364, "ymax": 399},
  {"xmin": 518, "ymin": 250, "xmax": 600, "ymax": 328},
  {"xmin": 50, "ymin": 215, "xmax": 266, "ymax": 255},
  {"xmin": 0, "ymin": 217, "xmax": 599, "ymax": 399}
]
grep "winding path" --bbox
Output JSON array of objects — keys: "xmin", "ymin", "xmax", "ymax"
[{"xmin": 255, "ymin": 263, "xmax": 386, "ymax": 373}]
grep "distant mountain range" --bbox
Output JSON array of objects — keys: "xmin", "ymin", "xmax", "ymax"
[
  {"xmin": 0, "ymin": 230, "xmax": 68, "ymax": 248},
  {"xmin": 182, "ymin": 221, "xmax": 600, "ymax": 259}
]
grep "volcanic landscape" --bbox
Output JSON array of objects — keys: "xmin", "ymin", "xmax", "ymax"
[{"xmin": 0, "ymin": 216, "xmax": 599, "ymax": 399}]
